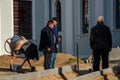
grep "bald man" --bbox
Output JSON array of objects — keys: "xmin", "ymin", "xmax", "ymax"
[{"xmin": 90, "ymin": 16, "xmax": 112, "ymax": 71}]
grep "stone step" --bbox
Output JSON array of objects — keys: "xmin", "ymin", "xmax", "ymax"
[{"xmin": 72, "ymin": 64, "xmax": 120, "ymax": 80}]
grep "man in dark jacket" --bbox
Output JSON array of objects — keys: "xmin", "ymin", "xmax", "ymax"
[
  {"xmin": 90, "ymin": 16, "xmax": 112, "ymax": 71},
  {"xmin": 39, "ymin": 20, "xmax": 57, "ymax": 69}
]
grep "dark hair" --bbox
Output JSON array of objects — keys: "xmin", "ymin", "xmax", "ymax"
[
  {"xmin": 52, "ymin": 17, "xmax": 58, "ymax": 22},
  {"xmin": 47, "ymin": 20, "xmax": 53, "ymax": 26}
]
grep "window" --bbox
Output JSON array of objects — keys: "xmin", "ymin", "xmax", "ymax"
[
  {"xmin": 82, "ymin": 0, "xmax": 89, "ymax": 34},
  {"xmin": 56, "ymin": 0, "xmax": 61, "ymax": 32},
  {"xmin": 14, "ymin": 0, "xmax": 32, "ymax": 39},
  {"xmin": 116, "ymin": 0, "xmax": 120, "ymax": 29}
]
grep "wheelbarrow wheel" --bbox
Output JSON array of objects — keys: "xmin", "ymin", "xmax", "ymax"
[
  {"xmin": 16, "ymin": 66, "xmax": 22, "ymax": 73},
  {"xmin": 30, "ymin": 66, "xmax": 36, "ymax": 72}
]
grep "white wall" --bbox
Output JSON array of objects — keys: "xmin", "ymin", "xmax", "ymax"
[
  {"xmin": 104, "ymin": 0, "xmax": 114, "ymax": 30},
  {"xmin": 34, "ymin": 0, "xmax": 50, "ymax": 46},
  {"xmin": 0, "ymin": 0, "xmax": 13, "ymax": 55},
  {"xmin": 62, "ymin": 0, "xmax": 74, "ymax": 54},
  {"xmin": 72, "ymin": 0, "xmax": 81, "ymax": 56},
  {"xmin": 95, "ymin": 0, "xmax": 105, "ymax": 21},
  {"xmin": 32, "ymin": 0, "xmax": 36, "ymax": 40},
  {"xmin": 0, "ymin": 1, "xmax": 1, "ymax": 55},
  {"xmin": 51, "ymin": 0, "xmax": 74, "ymax": 54}
]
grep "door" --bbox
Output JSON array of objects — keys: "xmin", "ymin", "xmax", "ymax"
[{"xmin": 56, "ymin": 0, "xmax": 62, "ymax": 52}]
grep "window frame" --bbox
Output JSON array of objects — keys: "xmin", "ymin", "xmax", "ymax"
[
  {"xmin": 82, "ymin": 0, "xmax": 89, "ymax": 34},
  {"xmin": 116, "ymin": 0, "xmax": 120, "ymax": 29}
]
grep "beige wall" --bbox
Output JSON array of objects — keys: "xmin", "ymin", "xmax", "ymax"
[{"xmin": 0, "ymin": 0, "xmax": 13, "ymax": 55}]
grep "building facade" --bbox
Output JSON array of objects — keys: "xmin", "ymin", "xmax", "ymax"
[
  {"xmin": 0, "ymin": 0, "xmax": 13, "ymax": 55},
  {"xmin": 0, "ymin": 0, "xmax": 120, "ymax": 58}
]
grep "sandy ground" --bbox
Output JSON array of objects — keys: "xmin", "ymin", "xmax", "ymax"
[
  {"xmin": 0, "ymin": 53, "xmax": 88, "ymax": 79},
  {"xmin": 93, "ymin": 73, "xmax": 119, "ymax": 80},
  {"xmin": 0, "ymin": 53, "xmax": 118, "ymax": 80},
  {"xmin": 0, "ymin": 53, "xmax": 83, "ymax": 68},
  {"xmin": 27, "ymin": 63, "xmax": 91, "ymax": 80}
]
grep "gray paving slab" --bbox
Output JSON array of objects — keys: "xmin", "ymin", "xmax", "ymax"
[
  {"xmin": 0, "ymin": 65, "xmax": 76, "ymax": 80},
  {"xmin": 109, "ymin": 48, "xmax": 120, "ymax": 60},
  {"xmin": 71, "ymin": 65, "xmax": 120, "ymax": 80}
]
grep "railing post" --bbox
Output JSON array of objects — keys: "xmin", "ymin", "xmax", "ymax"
[{"xmin": 76, "ymin": 40, "xmax": 79, "ymax": 72}]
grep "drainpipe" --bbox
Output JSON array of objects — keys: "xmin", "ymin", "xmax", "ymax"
[
  {"xmin": 76, "ymin": 40, "xmax": 80, "ymax": 72},
  {"xmin": 49, "ymin": 0, "xmax": 52, "ymax": 19}
]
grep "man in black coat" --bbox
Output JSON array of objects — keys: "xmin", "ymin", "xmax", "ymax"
[
  {"xmin": 39, "ymin": 20, "xmax": 57, "ymax": 69},
  {"xmin": 90, "ymin": 16, "xmax": 112, "ymax": 71}
]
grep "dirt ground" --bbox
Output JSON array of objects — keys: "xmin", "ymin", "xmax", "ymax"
[
  {"xmin": 0, "ymin": 53, "xmax": 87, "ymax": 79},
  {"xmin": 93, "ymin": 73, "xmax": 119, "ymax": 80},
  {"xmin": 0, "ymin": 53, "xmax": 117, "ymax": 80},
  {"xmin": 0, "ymin": 53, "xmax": 83, "ymax": 68}
]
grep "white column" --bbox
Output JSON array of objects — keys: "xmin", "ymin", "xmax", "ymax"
[
  {"xmin": 44, "ymin": 0, "xmax": 50, "ymax": 21},
  {"xmin": 104, "ymin": 0, "xmax": 114, "ymax": 30},
  {"xmin": 0, "ymin": 2, "xmax": 1, "ymax": 55},
  {"xmin": 34, "ymin": 0, "xmax": 49, "ymax": 45},
  {"xmin": 51, "ymin": 0, "xmax": 55, "ymax": 17},
  {"xmin": 64, "ymin": 0, "xmax": 74, "ymax": 54},
  {"xmin": 32, "ymin": 0, "xmax": 36, "ymax": 40},
  {"xmin": 110, "ymin": 0, "xmax": 114, "ymax": 30}
]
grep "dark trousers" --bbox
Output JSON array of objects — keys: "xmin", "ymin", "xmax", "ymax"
[
  {"xmin": 44, "ymin": 53, "xmax": 52, "ymax": 70},
  {"xmin": 93, "ymin": 49, "xmax": 109, "ymax": 71}
]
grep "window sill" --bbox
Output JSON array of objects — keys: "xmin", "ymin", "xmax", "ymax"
[
  {"xmin": 113, "ymin": 29, "xmax": 120, "ymax": 32},
  {"xmin": 79, "ymin": 33, "xmax": 89, "ymax": 37},
  {"xmin": 77, "ymin": 33, "xmax": 89, "ymax": 40}
]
